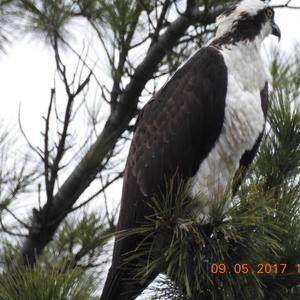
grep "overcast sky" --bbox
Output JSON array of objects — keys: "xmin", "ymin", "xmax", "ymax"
[
  {"xmin": 0, "ymin": 1, "xmax": 299, "ymax": 297},
  {"xmin": 0, "ymin": 1, "xmax": 299, "ymax": 143}
]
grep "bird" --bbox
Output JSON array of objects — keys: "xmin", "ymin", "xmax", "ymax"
[{"xmin": 100, "ymin": 0, "xmax": 281, "ymax": 299}]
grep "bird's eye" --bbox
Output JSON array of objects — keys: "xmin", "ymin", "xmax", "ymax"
[{"xmin": 265, "ymin": 7, "xmax": 274, "ymax": 19}]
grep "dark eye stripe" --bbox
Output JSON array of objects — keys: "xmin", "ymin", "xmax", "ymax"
[{"xmin": 265, "ymin": 7, "xmax": 274, "ymax": 19}]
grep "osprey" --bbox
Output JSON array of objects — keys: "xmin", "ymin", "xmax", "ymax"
[{"xmin": 101, "ymin": 0, "xmax": 281, "ymax": 299}]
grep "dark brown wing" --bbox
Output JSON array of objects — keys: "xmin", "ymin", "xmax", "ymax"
[
  {"xmin": 232, "ymin": 82, "xmax": 269, "ymax": 195},
  {"xmin": 119, "ymin": 46, "xmax": 228, "ymax": 231},
  {"xmin": 101, "ymin": 46, "xmax": 228, "ymax": 300}
]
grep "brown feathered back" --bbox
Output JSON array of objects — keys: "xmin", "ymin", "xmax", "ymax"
[{"xmin": 101, "ymin": 46, "xmax": 228, "ymax": 300}]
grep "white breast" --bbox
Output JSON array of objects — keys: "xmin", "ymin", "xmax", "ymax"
[{"xmin": 188, "ymin": 42, "xmax": 268, "ymax": 216}]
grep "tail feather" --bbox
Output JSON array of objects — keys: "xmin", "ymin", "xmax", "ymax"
[
  {"xmin": 100, "ymin": 267, "xmax": 125, "ymax": 300},
  {"xmin": 100, "ymin": 265, "xmax": 157, "ymax": 300}
]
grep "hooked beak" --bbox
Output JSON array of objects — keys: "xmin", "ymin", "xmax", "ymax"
[{"xmin": 272, "ymin": 21, "xmax": 281, "ymax": 41}]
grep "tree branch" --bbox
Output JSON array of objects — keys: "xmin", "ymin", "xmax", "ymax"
[
  {"xmin": 273, "ymin": 0, "xmax": 300, "ymax": 9},
  {"xmin": 18, "ymin": 3, "xmax": 226, "ymax": 267}
]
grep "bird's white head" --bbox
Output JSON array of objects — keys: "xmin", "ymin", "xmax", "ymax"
[{"xmin": 215, "ymin": 0, "xmax": 281, "ymax": 44}]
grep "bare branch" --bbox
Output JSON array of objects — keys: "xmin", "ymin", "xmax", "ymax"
[
  {"xmin": 3, "ymin": 207, "xmax": 30, "ymax": 229},
  {"xmin": 18, "ymin": 2, "xmax": 228, "ymax": 267},
  {"xmin": 18, "ymin": 105, "xmax": 44, "ymax": 161},
  {"xmin": 70, "ymin": 172, "xmax": 123, "ymax": 212},
  {"xmin": 0, "ymin": 219, "xmax": 28, "ymax": 237},
  {"xmin": 44, "ymin": 88, "xmax": 55, "ymax": 202},
  {"xmin": 149, "ymin": 0, "xmax": 172, "ymax": 49},
  {"xmin": 273, "ymin": 0, "xmax": 300, "ymax": 9}
]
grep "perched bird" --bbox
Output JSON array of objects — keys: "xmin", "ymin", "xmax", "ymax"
[{"xmin": 100, "ymin": 0, "xmax": 281, "ymax": 299}]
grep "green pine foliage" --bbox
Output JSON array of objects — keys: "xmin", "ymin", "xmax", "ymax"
[
  {"xmin": 43, "ymin": 212, "xmax": 113, "ymax": 269},
  {"xmin": 0, "ymin": 262, "xmax": 97, "ymax": 300},
  {"xmin": 123, "ymin": 50, "xmax": 300, "ymax": 300},
  {"xmin": 0, "ymin": 1, "xmax": 299, "ymax": 299},
  {"xmin": 17, "ymin": 0, "xmax": 75, "ymax": 42},
  {"xmin": 0, "ymin": 211, "xmax": 111, "ymax": 300}
]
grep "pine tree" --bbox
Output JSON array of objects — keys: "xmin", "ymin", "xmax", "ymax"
[
  {"xmin": 0, "ymin": 1, "xmax": 299, "ymax": 299},
  {"xmin": 128, "ymin": 49, "xmax": 300, "ymax": 300}
]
